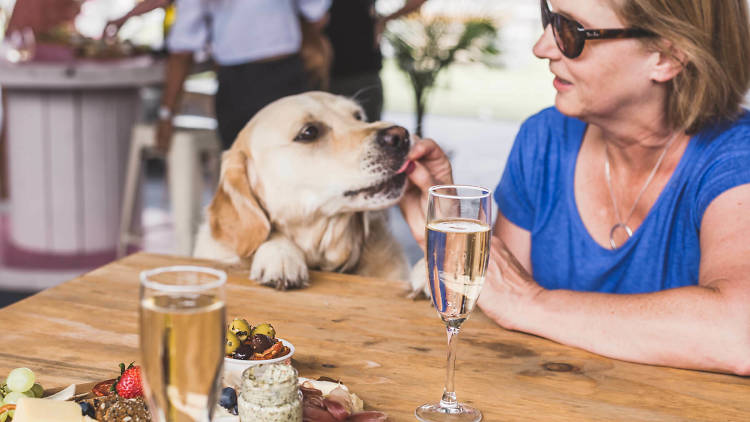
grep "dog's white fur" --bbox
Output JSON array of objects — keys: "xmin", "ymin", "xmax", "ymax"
[{"xmin": 194, "ymin": 92, "xmax": 417, "ymax": 290}]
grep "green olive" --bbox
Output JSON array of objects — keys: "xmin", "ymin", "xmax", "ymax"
[
  {"xmin": 225, "ymin": 331, "xmax": 241, "ymax": 355},
  {"xmin": 30, "ymin": 383, "xmax": 44, "ymax": 398},
  {"xmin": 229, "ymin": 318, "xmax": 252, "ymax": 341},
  {"xmin": 251, "ymin": 323, "xmax": 276, "ymax": 339}
]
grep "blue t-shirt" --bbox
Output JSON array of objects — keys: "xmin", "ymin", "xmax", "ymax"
[{"xmin": 494, "ymin": 107, "xmax": 750, "ymax": 294}]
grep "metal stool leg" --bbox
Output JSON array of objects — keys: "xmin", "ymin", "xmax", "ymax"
[
  {"xmin": 167, "ymin": 132, "xmax": 203, "ymax": 256},
  {"xmin": 117, "ymin": 125, "xmax": 153, "ymax": 257}
]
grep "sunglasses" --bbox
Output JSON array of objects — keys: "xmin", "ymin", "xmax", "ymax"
[{"xmin": 540, "ymin": 0, "xmax": 654, "ymax": 59}]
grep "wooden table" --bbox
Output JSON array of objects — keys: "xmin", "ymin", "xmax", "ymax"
[{"xmin": 1, "ymin": 253, "xmax": 748, "ymax": 421}]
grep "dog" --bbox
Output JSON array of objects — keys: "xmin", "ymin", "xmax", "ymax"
[{"xmin": 193, "ymin": 91, "xmax": 413, "ymax": 290}]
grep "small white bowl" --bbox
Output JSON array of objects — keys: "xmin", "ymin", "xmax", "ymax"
[{"xmin": 223, "ymin": 338, "xmax": 295, "ymax": 388}]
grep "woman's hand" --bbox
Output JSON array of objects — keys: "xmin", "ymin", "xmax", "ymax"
[
  {"xmin": 399, "ymin": 137, "xmax": 453, "ymax": 249},
  {"xmin": 478, "ymin": 236, "xmax": 543, "ymax": 330}
]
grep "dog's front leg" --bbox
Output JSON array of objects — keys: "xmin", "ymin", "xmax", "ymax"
[
  {"xmin": 250, "ymin": 233, "xmax": 309, "ymax": 290},
  {"xmin": 408, "ymin": 257, "xmax": 431, "ymax": 300}
]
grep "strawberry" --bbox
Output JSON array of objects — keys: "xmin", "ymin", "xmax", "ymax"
[{"xmin": 112, "ymin": 362, "xmax": 143, "ymax": 399}]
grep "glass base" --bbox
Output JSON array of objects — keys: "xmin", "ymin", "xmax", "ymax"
[{"xmin": 415, "ymin": 402, "xmax": 482, "ymax": 422}]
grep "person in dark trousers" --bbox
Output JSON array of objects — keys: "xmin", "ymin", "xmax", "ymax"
[
  {"xmin": 325, "ymin": 0, "xmax": 427, "ymax": 122},
  {"xmin": 157, "ymin": 0, "xmax": 330, "ymax": 151}
]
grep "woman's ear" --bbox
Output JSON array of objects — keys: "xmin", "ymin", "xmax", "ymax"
[
  {"xmin": 650, "ymin": 41, "xmax": 687, "ymax": 83},
  {"xmin": 208, "ymin": 148, "xmax": 271, "ymax": 258}
]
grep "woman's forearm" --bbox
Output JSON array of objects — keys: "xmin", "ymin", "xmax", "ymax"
[{"xmin": 512, "ymin": 281, "xmax": 750, "ymax": 375}]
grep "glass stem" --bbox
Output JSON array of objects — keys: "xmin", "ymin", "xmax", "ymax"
[{"xmin": 440, "ymin": 324, "xmax": 461, "ymax": 409}]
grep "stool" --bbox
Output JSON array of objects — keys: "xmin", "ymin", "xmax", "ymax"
[{"xmin": 117, "ymin": 117, "xmax": 221, "ymax": 258}]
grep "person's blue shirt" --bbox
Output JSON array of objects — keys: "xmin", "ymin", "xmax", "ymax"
[
  {"xmin": 168, "ymin": 0, "xmax": 330, "ymax": 66},
  {"xmin": 494, "ymin": 107, "xmax": 750, "ymax": 294}
]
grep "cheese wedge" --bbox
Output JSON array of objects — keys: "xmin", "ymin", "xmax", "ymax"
[{"xmin": 12, "ymin": 397, "xmax": 93, "ymax": 422}]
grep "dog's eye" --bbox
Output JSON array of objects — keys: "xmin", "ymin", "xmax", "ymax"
[
  {"xmin": 294, "ymin": 124, "xmax": 320, "ymax": 142},
  {"xmin": 353, "ymin": 111, "xmax": 364, "ymax": 121}
]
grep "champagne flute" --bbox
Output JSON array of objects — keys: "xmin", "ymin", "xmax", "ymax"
[
  {"xmin": 416, "ymin": 185, "xmax": 491, "ymax": 422},
  {"xmin": 140, "ymin": 266, "xmax": 227, "ymax": 422}
]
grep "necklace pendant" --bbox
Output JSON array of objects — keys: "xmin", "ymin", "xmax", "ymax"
[{"xmin": 609, "ymin": 223, "xmax": 633, "ymax": 249}]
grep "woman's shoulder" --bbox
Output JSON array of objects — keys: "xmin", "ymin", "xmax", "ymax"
[
  {"xmin": 686, "ymin": 109, "xmax": 750, "ymax": 224},
  {"xmin": 690, "ymin": 109, "xmax": 750, "ymax": 169},
  {"xmin": 697, "ymin": 109, "xmax": 750, "ymax": 148}
]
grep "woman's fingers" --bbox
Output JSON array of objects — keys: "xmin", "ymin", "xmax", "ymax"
[
  {"xmin": 406, "ymin": 160, "xmax": 437, "ymax": 192},
  {"xmin": 398, "ymin": 136, "xmax": 454, "ymax": 248},
  {"xmin": 408, "ymin": 137, "xmax": 443, "ymax": 161},
  {"xmin": 407, "ymin": 138, "xmax": 453, "ymax": 186},
  {"xmin": 477, "ymin": 236, "xmax": 542, "ymax": 329}
]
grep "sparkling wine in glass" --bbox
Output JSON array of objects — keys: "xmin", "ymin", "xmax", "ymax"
[
  {"xmin": 140, "ymin": 266, "xmax": 227, "ymax": 422},
  {"xmin": 416, "ymin": 185, "xmax": 491, "ymax": 422}
]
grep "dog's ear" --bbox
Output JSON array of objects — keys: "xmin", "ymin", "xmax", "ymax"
[{"xmin": 208, "ymin": 148, "xmax": 270, "ymax": 258}]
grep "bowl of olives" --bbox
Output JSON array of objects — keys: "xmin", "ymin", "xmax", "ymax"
[{"xmin": 223, "ymin": 319, "xmax": 295, "ymax": 387}]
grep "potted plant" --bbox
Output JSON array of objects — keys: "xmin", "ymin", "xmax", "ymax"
[{"xmin": 386, "ymin": 15, "xmax": 499, "ymax": 136}]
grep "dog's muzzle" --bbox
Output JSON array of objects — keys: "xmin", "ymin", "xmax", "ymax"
[{"xmin": 377, "ymin": 126, "xmax": 410, "ymax": 157}]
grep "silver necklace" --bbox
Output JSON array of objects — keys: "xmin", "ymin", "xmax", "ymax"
[{"xmin": 604, "ymin": 132, "xmax": 679, "ymax": 249}]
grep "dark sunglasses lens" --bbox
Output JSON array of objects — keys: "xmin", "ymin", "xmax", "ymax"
[
  {"xmin": 554, "ymin": 15, "xmax": 583, "ymax": 58},
  {"xmin": 541, "ymin": 0, "xmax": 584, "ymax": 58}
]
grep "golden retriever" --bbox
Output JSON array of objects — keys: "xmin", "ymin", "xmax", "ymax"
[{"xmin": 193, "ymin": 92, "xmax": 412, "ymax": 289}]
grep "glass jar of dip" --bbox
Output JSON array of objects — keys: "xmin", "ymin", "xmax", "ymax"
[{"xmin": 238, "ymin": 363, "xmax": 302, "ymax": 422}]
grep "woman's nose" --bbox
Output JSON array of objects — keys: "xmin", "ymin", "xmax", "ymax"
[{"xmin": 533, "ymin": 24, "xmax": 560, "ymax": 60}]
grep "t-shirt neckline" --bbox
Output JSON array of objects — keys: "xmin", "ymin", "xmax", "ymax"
[{"xmin": 566, "ymin": 121, "xmax": 695, "ymax": 254}]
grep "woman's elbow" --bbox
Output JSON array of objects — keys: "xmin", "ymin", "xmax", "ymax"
[
  {"xmin": 723, "ymin": 305, "xmax": 750, "ymax": 376},
  {"xmin": 709, "ymin": 284, "xmax": 750, "ymax": 375},
  {"xmin": 727, "ymin": 330, "xmax": 750, "ymax": 376}
]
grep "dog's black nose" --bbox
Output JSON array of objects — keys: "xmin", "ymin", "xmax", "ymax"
[{"xmin": 377, "ymin": 126, "xmax": 409, "ymax": 152}]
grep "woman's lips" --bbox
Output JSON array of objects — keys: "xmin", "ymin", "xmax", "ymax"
[{"xmin": 553, "ymin": 76, "xmax": 573, "ymax": 91}]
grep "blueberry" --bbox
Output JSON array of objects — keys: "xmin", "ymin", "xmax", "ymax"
[
  {"xmin": 78, "ymin": 402, "xmax": 95, "ymax": 418},
  {"xmin": 219, "ymin": 387, "xmax": 237, "ymax": 410}
]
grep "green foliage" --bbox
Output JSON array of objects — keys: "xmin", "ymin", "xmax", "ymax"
[{"xmin": 386, "ymin": 17, "xmax": 500, "ymax": 136}]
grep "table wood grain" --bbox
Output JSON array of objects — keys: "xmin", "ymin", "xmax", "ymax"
[{"xmin": 0, "ymin": 253, "xmax": 748, "ymax": 421}]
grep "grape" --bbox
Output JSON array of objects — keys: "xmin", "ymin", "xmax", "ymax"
[
  {"xmin": 6, "ymin": 368, "xmax": 35, "ymax": 393},
  {"xmin": 30, "ymin": 383, "xmax": 44, "ymax": 398},
  {"xmin": 2, "ymin": 391, "xmax": 24, "ymax": 405}
]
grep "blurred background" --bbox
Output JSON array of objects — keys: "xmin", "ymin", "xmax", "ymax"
[{"xmin": 0, "ymin": 0, "xmax": 558, "ymax": 306}]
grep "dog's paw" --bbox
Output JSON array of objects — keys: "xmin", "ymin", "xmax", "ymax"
[
  {"xmin": 407, "ymin": 257, "xmax": 431, "ymax": 300},
  {"xmin": 250, "ymin": 238, "xmax": 309, "ymax": 290}
]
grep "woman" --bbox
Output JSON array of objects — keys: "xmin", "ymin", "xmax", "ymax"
[{"xmin": 400, "ymin": 0, "xmax": 750, "ymax": 375}]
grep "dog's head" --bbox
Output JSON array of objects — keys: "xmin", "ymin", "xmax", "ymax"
[{"xmin": 208, "ymin": 91, "xmax": 411, "ymax": 258}]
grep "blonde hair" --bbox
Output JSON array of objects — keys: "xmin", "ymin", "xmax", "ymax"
[{"xmin": 613, "ymin": 0, "xmax": 750, "ymax": 133}]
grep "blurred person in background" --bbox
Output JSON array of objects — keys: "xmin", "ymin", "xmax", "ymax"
[
  {"xmin": 325, "ymin": 0, "xmax": 427, "ymax": 122},
  {"xmin": 400, "ymin": 0, "xmax": 750, "ymax": 375},
  {"xmin": 4, "ymin": 0, "xmax": 79, "ymax": 35},
  {"xmin": 102, "ymin": 0, "xmax": 175, "ymax": 40},
  {"xmin": 157, "ymin": 0, "xmax": 330, "ymax": 152}
]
